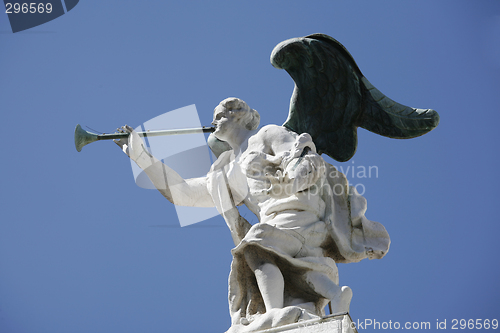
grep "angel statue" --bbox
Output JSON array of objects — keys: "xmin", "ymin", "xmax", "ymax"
[{"xmin": 114, "ymin": 34, "xmax": 439, "ymax": 332}]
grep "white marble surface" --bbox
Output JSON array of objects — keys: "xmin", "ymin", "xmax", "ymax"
[{"xmin": 256, "ymin": 313, "xmax": 356, "ymax": 333}]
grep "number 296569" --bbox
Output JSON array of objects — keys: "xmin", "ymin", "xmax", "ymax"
[
  {"xmin": 451, "ymin": 319, "xmax": 498, "ymax": 330},
  {"xmin": 5, "ymin": 3, "xmax": 53, "ymax": 14}
]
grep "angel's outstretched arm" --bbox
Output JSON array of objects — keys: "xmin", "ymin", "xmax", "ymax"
[{"xmin": 115, "ymin": 126, "xmax": 214, "ymax": 207}]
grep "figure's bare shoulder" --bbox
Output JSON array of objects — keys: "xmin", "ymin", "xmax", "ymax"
[{"xmin": 248, "ymin": 125, "xmax": 297, "ymax": 155}]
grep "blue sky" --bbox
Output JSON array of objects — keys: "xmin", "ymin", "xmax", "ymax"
[{"xmin": 1, "ymin": 1, "xmax": 499, "ymax": 332}]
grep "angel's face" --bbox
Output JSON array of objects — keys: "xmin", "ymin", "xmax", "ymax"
[{"xmin": 212, "ymin": 106, "xmax": 238, "ymax": 141}]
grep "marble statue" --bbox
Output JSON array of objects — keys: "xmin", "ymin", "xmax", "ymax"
[{"xmin": 114, "ymin": 34, "xmax": 439, "ymax": 332}]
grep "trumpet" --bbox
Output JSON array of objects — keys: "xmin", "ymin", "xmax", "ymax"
[{"xmin": 74, "ymin": 124, "xmax": 215, "ymax": 152}]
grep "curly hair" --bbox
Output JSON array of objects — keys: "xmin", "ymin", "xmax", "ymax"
[{"xmin": 218, "ymin": 97, "xmax": 260, "ymax": 130}]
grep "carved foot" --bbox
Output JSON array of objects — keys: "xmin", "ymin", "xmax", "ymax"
[{"xmin": 330, "ymin": 286, "xmax": 352, "ymax": 314}]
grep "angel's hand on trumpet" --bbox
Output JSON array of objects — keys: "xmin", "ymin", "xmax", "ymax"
[
  {"xmin": 113, "ymin": 126, "xmax": 130, "ymax": 156},
  {"xmin": 114, "ymin": 125, "xmax": 152, "ymax": 165}
]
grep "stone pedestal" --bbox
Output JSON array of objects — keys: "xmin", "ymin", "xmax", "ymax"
[{"xmin": 255, "ymin": 313, "xmax": 357, "ymax": 333}]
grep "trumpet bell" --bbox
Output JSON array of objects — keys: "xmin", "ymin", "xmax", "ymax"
[{"xmin": 74, "ymin": 124, "xmax": 99, "ymax": 152}]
